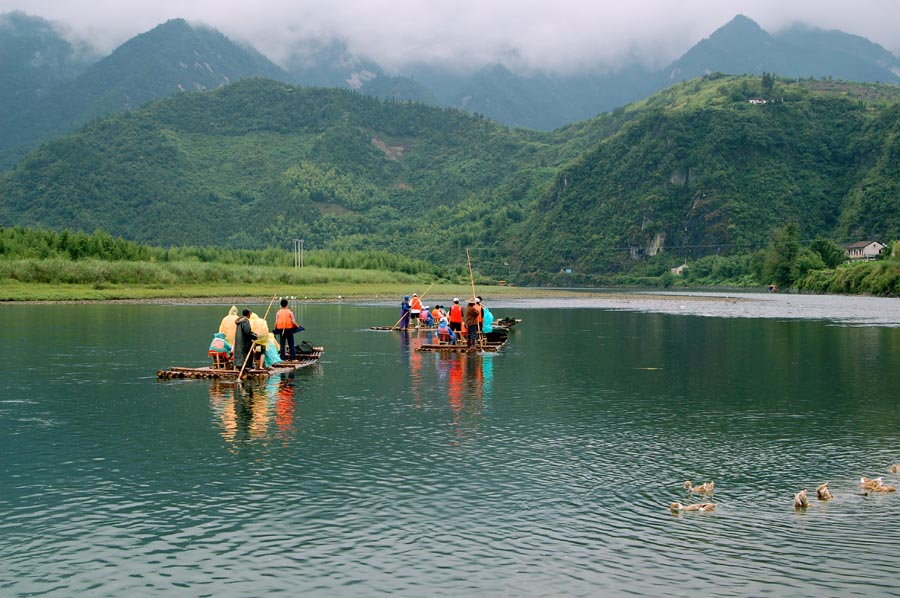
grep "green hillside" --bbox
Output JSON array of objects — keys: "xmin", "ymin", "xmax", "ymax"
[
  {"xmin": 2, "ymin": 74, "xmax": 900, "ymax": 280},
  {"xmin": 0, "ymin": 78, "xmax": 595, "ymax": 274},
  {"xmin": 0, "ymin": 18, "xmax": 288, "ymax": 170},
  {"xmin": 516, "ymin": 75, "xmax": 900, "ymax": 280}
]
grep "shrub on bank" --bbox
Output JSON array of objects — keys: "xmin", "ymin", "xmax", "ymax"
[
  {"xmin": 0, "ymin": 258, "xmax": 429, "ymax": 286},
  {"xmin": 796, "ymin": 260, "xmax": 900, "ymax": 296}
]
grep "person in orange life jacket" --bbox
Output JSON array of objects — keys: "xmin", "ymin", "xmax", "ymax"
[
  {"xmin": 233, "ymin": 309, "xmax": 257, "ymax": 371},
  {"xmin": 436, "ymin": 318, "xmax": 456, "ymax": 344},
  {"xmin": 274, "ymin": 299, "xmax": 304, "ymax": 361},
  {"xmin": 409, "ymin": 293, "xmax": 423, "ymax": 328},
  {"xmin": 432, "ymin": 305, "xmax": 446, "ymax": 323},
  {"xmin": 448, "ymin": 298, "xmax": 463, "ymax": 333}
]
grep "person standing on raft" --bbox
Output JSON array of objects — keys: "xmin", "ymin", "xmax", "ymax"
[
  {"xmin": 399, "ymin": 295, "xmax": 411, "ymax": 330},
  {"xmin": 274, "ymin": 299, "xmax": 303, "ymax": 361},
  {"xmin": 409, "ymin": 293, "xmax": 423, "ymax": 328},
  {"xmin": 464, "ymin": 298, "xmax": 481, "ymax": 350},
  {"xmin": 448, "ymin": 298, "xmax": 463, "ymax": 334},
  {"xmin": 233, "ymin": 309, "xmax": 257, "ymax": 371}
]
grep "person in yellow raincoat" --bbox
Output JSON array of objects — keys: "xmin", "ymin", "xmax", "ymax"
[
  {"xmin": 249, "ymin": 312, "xmax": 282, "ymax": 368},
  {"xmin": 218, "ymin": 306, "xmax": 239, "ymax": 345}
]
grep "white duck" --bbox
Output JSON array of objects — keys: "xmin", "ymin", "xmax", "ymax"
[
  {"xmin": 669, "ymin": 502, "xmax": 716, "ymax": 513},
  {"xmin": 816, "ymin": 482, "xmax": 834, "ymax": 501},
  {"xmin": 683, "ymin": 480, "xmax": 715, "ymax": 495}
]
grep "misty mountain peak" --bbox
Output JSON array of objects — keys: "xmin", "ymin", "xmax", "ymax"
[{"xmin": 706, "ymin": 14, "xmax": 773, "ymax": 50}]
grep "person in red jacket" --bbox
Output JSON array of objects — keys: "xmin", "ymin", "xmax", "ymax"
[
  {"xmin": 448, "ymin": 298, "xmax": 463, "ymax": 333},
  {"xmin": 409, "ymin": 293, "xmax": 423, "ymax": 328},
  {"xmin": 273, "ymin": 299, "xmax": 303, "ymax": 360}
]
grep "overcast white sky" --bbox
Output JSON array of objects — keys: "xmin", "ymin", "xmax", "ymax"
[{"xmin": 2, "ymin": 0, "xmax": 899, "ymax": 73}]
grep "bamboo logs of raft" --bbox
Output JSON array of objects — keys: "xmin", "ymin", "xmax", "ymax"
[
  {"xmin": 416, "ymin": 340, "xmax": 506, "ymax": 353},
  {"xmin": 157, "ymin": 348, "xmax": 324, "ymax": 380},
  {"xmin": 157, "ymin": 366, "xmax": 273, "ymax": 380}
]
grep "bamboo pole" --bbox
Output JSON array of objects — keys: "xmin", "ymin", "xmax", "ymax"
[
  {"xmin": 466, "ymin": 248, "xmax": 482, "ymax": 349},
  {"xmin": 238, "ymin": 293, "xmax": 277, "ymax": 380},
  {"xmin": 390, "ymin": 281, "xmax": 436, "ymax": 330}
]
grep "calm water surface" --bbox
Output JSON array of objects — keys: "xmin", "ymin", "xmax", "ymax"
[{"xmin": 2, "ymin": 295, "xmax": 900, "ymax": 597}]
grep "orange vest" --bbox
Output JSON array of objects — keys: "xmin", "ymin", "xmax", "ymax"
[
  {"xmin": 449, "ymin": 304, "xmax": 463, "ymax": 323},
  {"xmin": 410, "ymin": 296, "xmax": 423, "ymax": 311},
  {"xmin": 275, "ymin": 307, "xmax": 296, "ymax": 330}
]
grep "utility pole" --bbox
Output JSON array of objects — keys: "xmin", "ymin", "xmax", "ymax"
[{"xmin": 294, "ymin": 239, "xmax": 304, "ymax": 268}]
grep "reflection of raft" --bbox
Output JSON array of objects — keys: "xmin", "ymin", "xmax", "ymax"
[
  {"xmin": 369, "ymin": 326, "xmax": 437, "ymax": 331},
  {"xmin": 157, "ymin": 348, "xmax": 324, "ymax": 380}
]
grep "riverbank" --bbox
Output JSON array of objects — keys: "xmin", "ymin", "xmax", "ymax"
[{"xmin": 0, "ymin": 280, "xmax": 594, "ymax": 304}]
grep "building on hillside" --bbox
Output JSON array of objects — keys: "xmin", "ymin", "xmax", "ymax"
[
  {"xmin": 671, "ymin": 264, "xmax": 687, "ymax": 276},
  {"xmin": 844, "ymin": 240, "xmax": 885, "ymax": 261}
]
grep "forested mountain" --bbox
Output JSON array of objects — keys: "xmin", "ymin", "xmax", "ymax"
[
  {"xmin": 0, "ymin": 12, "xmax": 95, "ymax": 107},
  {"xmin": 0, "ymin": 12, "xmax": 97, "ymax": 167},
  {"xmin": 0, "ymin": 78, "xmax": 580, "ymax": 276},
  {"xmin": 664, "ymin": 15, "xmax": 900, "ymax": 85},
  {"xmin": 518, "ymin": 75, "xmax": 900, "ymax": 279},
  {"xmin": 4, "ymin": 10, "xmax": 900, "ymax": 166},
  {"xmin": 302, "ymin": 15, "xmax": 900, "ymax": 130},
  {"xmin": 1, "ymin": 75, "xmax": 899, "ymax": 281},
  {"xmin": 0, "ymin": 16, "xmax": 286, "ymax": 169}
]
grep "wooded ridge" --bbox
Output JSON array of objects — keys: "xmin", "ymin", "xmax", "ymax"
[{"xmin": 1, "ymin": 74, "xmax": 899, "ymax": 284}]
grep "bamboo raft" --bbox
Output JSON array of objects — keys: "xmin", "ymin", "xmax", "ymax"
[
  {"xmin": 369, "ymin": 325, "xmax": 437, "ymax": 331},
  {"xmin": 157, "ymin": 348, "xmax": 324, "ymax": 380},
  {"xmin": 416, "ymin": 340, "xmax": 506, "ymax": 353},
  {"xmin": 416, "ymin": 343, "xmax": 505, "ymax": 353}
]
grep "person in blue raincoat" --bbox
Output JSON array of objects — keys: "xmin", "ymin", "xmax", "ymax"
[
  {"xmin": 479, "ymin": 298, "xmax": 494, "ymax": 334},
  {"xmin": 421, "ymin": 306, "xmax": 434, "ymax": 328},
  {"xmin": 208, "ymin": 331, "xmax": 233, "ymax": 366},
  {"xmin": 436, "ymin": 318, "xmax": 456, "ymax": 344},
  {"xmin": 399, "ymin": 295, "xmax": 411, "ymax": 330}
]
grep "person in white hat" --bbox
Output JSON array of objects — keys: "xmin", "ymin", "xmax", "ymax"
[{"xmin": 409, "ymin": 292, "xmax": 423, "ymax": 328}]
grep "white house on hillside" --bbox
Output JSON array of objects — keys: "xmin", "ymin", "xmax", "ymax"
[{"xmin": 844, "ymin": 240, "xmax": 885, "ymax": 261}]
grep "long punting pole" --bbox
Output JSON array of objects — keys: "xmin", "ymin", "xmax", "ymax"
[
  {"xmin": 237, "ymin": 293, "xmax": 278, "ymax": 381},
  {"xmin": 390, "ymin": 281, "xmax": 436, "ymax": 330},
  {"xmin": 466, "ymin": 248, "xmax": 476, "ymax": 301}
]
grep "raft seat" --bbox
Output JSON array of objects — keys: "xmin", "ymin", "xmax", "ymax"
[{"xmin": 209, "ymin": 351, "xmax": 233, "ymax": 370}]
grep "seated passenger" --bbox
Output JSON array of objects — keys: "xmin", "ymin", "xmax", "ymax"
[
  {"xmin": 436, "ymin": 318, "xmax": 456, "ymax": 344},
  {"xmin": 208, "ymin": 332, "xmax": 233, "ymax": 366}
]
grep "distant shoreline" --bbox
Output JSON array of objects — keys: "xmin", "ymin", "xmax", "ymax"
[{"xmin": 1, "ymin": 289, "xmax": 749, "ymax": 306}]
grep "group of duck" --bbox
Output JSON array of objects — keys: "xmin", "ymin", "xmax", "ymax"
[{"xmin": 669, "ymin": 464, "xmax": 900, "ymax": 514}]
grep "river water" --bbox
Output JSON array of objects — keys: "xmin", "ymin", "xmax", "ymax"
[{"xmin": 2, "ymin": 292, "xmax": 900, "ymax": 597}]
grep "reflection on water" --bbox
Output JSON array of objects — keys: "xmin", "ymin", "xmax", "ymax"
[
  {"xmin": 402, "ymin": 329, "xmax": 495, "ymax": 442},
  {"xmin": 208, "ymin": 374, "xmax": 299, "ymax": 447},
  {"xmin": 3, "ymin": 302, "xmax": 900, "ymax": 597}
]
